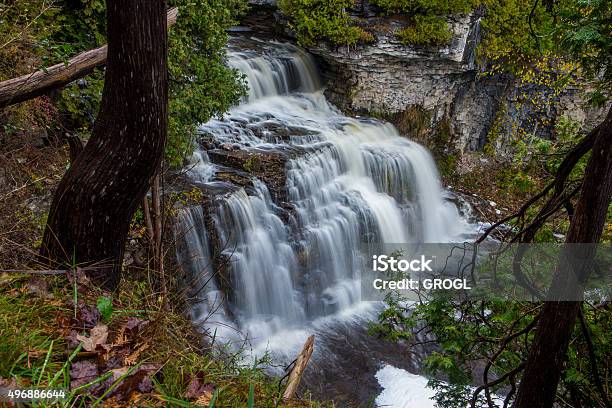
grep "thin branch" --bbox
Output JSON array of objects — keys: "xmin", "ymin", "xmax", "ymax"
[{"xmin": 578, "ymin": 307, "xmax": 610, "ymax": 408}]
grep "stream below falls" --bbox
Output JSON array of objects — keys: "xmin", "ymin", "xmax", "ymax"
[{"xmin": 174, "ymin": 36, "xmax": 480, "ymax": 406}]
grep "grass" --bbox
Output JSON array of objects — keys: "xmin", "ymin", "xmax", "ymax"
[{"xmin": 0, "ymin": 270, "xmax": 331, "ymax": 407}]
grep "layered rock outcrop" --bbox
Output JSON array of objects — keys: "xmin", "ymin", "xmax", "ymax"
[{"xmin": 243, "ymin": 2, "xmax": 608, "ymax": 158}]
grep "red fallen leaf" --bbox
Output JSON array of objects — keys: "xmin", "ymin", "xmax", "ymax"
[
  {"xmin": 103, "ymin": 363, "xmax": 161, "ymax": 401},
  {"xmin": 185, "ymin": 373, "xmax": 215, "ymax": 400},
  {"xmin": 73, "ymin": 302, "xmax": 101, "ymax": 329},
  {"xmin": 70, "ymin": 360, "xmax": 99, "ymax": 389},
  {"xmin": 66, "ymin": 330, "xmax": 81, "ymax": 348},
  {"xmin": 124, "ymin": 317, "xmax": 149, "ymax": 334},
  {"xmin": 65, "ymin": 267, "xmax": 91, "ymax": 289}
]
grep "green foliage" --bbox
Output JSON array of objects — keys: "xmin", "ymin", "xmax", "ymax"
[
  {"xmin": 479, "ymin": 0, "xmax": 611, "ymax": 103},
  {"xmin": 0, "ymin": 1, "xmax": 62, "ymax": 80},
  {"xmin": 478, "ymin": 0, "xmax": 554, "ymax": 67},
  {"xmin": 278, "ymin": 0, "xmax": 481, "ymax": 46},
  {"xmin": 370, "ymin": 0, "xmax": 480, "ymax": 15},
  {"xmin": 555, "ymin": 0, "xmax": 612, "ymax": 104},
  {"xmin": 278, "ymin": 0, "xmax": 373, "ymax": 46},
  {"xmin": 96, "ymin": 296, "xmax": 113, "ymax": 322},
  {"xmin": 495, "ymin": 116, "xmax": 588, "ymax": 201},
  {"xmin": 370, "ymin": 0, "xmax": 480, "ymax": 46},
  {"xmin": 50, "ymin": 0, "xmax": 107, "ymax": 56},
  {"xmin": 166, "ymin": 0, "xmax": 248, "ymax": 166},
  {"xmin": 2, "ymin": 0, "xmax": 247, "ymax": 167},
  {"xmin": 397, "ymin": 15, "xmax": 452, "ymax": 46},
  {"xmin": 57, "ymin": 70, "xmax": 105, "ymax": 137},
  {"xmin": 373, "ymin": 289, "xmax": 610, "ymax": 407}
]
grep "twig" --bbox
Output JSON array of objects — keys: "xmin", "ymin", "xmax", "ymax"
[
  {"xmin": 282, "ymin": 335, "xmax": 315, "ymax": 402},
  {"xmin": 578, "ymin": 307, "xmax": 610, "ymax": 408}
]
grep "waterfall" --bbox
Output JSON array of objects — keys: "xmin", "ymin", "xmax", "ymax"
[
  {"xmin": 174, "ymin": 206, "xmax": 236, "ymax": 339},
  {"xmin": 176, "ymin": 37, "xmax": 472, "ymax": 343}
]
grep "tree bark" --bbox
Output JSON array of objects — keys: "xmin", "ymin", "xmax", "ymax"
[
  {"xmin": 39, "ymin": 0, "xmax": 168, "ymax": 290},
  {"xmin": 0, "ymin": 7, "xmax": 177, "ymax": 110},
  {"xmin": 513, "ymin": 108, "xmax": 612, "ymax": 408}
]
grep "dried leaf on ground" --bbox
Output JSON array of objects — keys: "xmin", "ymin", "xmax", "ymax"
[
  {"xmin": 124, "ymin": 317, "xmax": 149, "ymax": 334},
  {"xmin": 76, "ymin": 324, "xmax": 108, "ymax": 352},
  {"xmin": 27, "ymin": 277, "xmax": 53, "ymax": 299},
  {"xmin": 103, "ymin": 363, "xmax": 160, "ymax": 401},
  {"xmin": 65, "ymin": 267, "xmax": 91, "ymax": 290},
  {"xmin": 185, "ymin": 373, "xmax": 215, "ymax": 402},
  {"xmin": 70, "ymin": 360, "xmax": 99, "ymax": 389},
  {"xmin": 74, "ymin": 302, "xmax": 101, "ymax": 328},
  {"xmin": 123, "ymin": 342, "xmax": 149, "ymax": 366}
]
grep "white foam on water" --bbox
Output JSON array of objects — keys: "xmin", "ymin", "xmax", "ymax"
[
  {"xmin": 376, "ymin": 365, "xmax": 438, "ymax": 408},
  {"xmin": 376, "ymin": 365, "xmax": 504, "ymax": 408}
]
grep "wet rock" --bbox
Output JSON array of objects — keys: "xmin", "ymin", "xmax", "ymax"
[{"xmin": 207, "ymin": 147, "xmax": 296, "ymax": 203}]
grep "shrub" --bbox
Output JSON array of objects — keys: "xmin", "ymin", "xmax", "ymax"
[
  {"xmin": 397, "ymin": 15, "xmax": 452, "ymax": 46},
  {"xmin": 278, "ymin": 0, "xmax": 373, "ymax": 46},
  {"xmin": 370, "ymin": 0, "xmax": 480, "ymax": 15}
]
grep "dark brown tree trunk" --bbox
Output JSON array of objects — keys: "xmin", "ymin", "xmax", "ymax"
[
  {"xmin": 40, "ymin": 0, "xmax": 168, "ymax": 290},
  {"xmin": 513, "ymin": 108, "xmax": 612, "ymax": 408}
]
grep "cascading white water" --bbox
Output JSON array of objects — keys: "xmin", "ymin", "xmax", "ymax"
[
  {"xmin": 178, "ymin": 38, "xmax": 472, "ymax": 343},
  {"xmin": 174, "ymin": 206, "xmax": 236, "ymax": 339}
]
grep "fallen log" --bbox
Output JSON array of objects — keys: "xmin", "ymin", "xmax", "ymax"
[
  {"xmin": 0, "ymin": 7, "xmax": 178, "ymax": 110},
  {"xmin": 282, "ymin": 334, "xmax": 315, "ymax": 402}
]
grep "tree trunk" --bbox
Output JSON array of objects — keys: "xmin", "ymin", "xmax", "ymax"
[
  {"xmin": 0, "ymin": 8, "xmax": 177, "ymax": 110},
  {"xmin": 40, "ymin": 0, "xmax": 168, "ymax": 290},
  {"xmin": 513, "ymin": 108, "xmax": 612, "ymax": 408}
]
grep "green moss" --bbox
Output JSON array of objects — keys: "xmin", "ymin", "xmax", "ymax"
[
  {"xmin": 388, "ymin": 105, "xmax": 432, "ymax": 141},
  {"xmin": 370, "ymin": 0, "xmax": 479, "ymax": 15},
  {"xmin": 243, "ymin": 154, "xmax": 261, "ymax": 172},
  {"xmin": 397, "ymin": 15, "xmax": 452, "ymax": 46},
  {"xmin": 278, "ymin": 0, "xmax": 373, "ymax": 46}
]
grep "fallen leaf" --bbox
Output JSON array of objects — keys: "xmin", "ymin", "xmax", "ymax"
[
  {"xmin": 66, "ymin": 267, "xmax": 91, "ymax": 288},
  {"xmin": 111, "ymin": 367, "xmax": 130, "ymax": 380},
  {"xmin": 185, "ymin": 373, "xmax": 215, "ymax": 402},
  {"xmin": 74, "ymin": 302, "xmax": 101, "ymax": 329},
  {"xmin": 123, "ymin": 342, "xmax": 149, "ymax": 366},
  {"xmin": 103, "ymin": 364, "xmax": 160, "ymax": 401},
  {"xmin": 27, "ymin": 277, "xmax": 53, "ymax": 299},
  {"xmin": 0, "ymin": 377, "xmax": 18, "ymax": 388},
  {"xmin": 194, "ymin": 391, "xmax": 214, "ymax": 406},
  {"xmin": 70, "ymin": 360, "xmax": 99, "ymax": 389},
  {"xmin": 76, "ymin": 324, "xmax": 108, "ymax": 352},
  {"xmin": 124, "ymin": 317, "xmax": 149, "ymax": 334}
]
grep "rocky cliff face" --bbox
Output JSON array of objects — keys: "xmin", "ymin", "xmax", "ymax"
[
  {"xmin": 244, "ymin": 1, "xmax": 607, "ymax": 159},
  {"xmin": 308, "ymin": 16, "xmax": 606, "ymax": 156}
]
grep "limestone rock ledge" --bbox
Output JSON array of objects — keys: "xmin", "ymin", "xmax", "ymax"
[
  {"xmin": 307, "ymin": 14, "xmax": 606, "ymax": 156},
  {"xmin": 241, "ymin": 2, "xmax": 607, "ymax": 158}
]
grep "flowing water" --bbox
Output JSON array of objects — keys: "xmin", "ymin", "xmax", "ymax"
[{"xmin": 174, "ymin": 37, "xmax": 476, "ymax": 405}]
